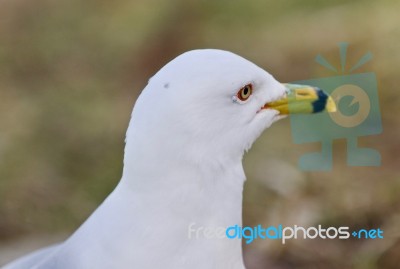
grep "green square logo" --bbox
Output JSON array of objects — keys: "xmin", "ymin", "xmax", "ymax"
[{"xmin": 289, "ymin": 43, "xmax": 382, "ymax": 170}]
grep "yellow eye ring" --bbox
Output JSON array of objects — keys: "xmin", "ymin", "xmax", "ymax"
[{"xmin": 237, "ymin": 84, "xmax": 253, "ymax": 101}]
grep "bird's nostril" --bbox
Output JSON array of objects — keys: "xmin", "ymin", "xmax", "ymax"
[{"xmin": 296, "ymin": 92, "xmax": 309, "ymax": 96}]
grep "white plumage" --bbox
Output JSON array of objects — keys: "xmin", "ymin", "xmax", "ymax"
[{"xmin": 3, "ymin": 49, "xmax": 288, "ymax": 269}]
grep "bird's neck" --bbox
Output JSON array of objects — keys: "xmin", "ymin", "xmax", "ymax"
[
  {"xmin": 120, "ymin": 150, "xmax": 246, "ymax": 267},
  {"xmin": 67, "ymin": 145, "xmax": 247, "ymax": 268}
]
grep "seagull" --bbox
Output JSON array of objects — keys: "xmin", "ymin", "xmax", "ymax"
[{"xmin": 2, "ymin": 49, "xmax": 335, "ymax": 269}]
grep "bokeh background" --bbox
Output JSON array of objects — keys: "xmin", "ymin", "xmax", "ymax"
[{"xmin": 0, "ymin": 0, "xmax": 399, "ymax": 268}]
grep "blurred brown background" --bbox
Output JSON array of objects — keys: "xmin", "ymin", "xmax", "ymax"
[{"xmin": 0, "ymin": 0, "xmax": 399, "ymax": 268}]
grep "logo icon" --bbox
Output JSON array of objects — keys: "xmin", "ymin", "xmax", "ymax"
[{"xmin": 290, "ymin": 43, "xmax": 382, "ymax": 170}]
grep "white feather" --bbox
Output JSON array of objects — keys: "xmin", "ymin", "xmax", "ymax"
[{"xmin": 2, "ymin": 49, "xmax": 286, "ymax": 269}]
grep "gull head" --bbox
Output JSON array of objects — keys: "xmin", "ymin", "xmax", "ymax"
[{"xmin": 125, "ymin": 49, "xmax": 335, "ymax": 167}]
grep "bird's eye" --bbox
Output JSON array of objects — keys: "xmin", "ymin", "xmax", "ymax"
[{"xmin": 236, "ymin": 84, "xmax": 253, "ymax": 101}]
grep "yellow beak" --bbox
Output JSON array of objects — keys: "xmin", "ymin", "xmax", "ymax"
[{"xmin": 264, "ymin": 84, "xmax": 336, "ymax": 115}]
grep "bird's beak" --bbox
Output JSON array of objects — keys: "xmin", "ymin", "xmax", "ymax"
[{"xmin": 264, "ymin": 83, "xmax": 337, "ymax": 115}]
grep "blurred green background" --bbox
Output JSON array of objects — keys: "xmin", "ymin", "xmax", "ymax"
[{"xmin": 0, "ymin": 0, "xmax": 399, "ymax": 268}]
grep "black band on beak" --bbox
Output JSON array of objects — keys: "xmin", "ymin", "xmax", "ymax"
[{"xmin": 312, "ymin": 88, "xmax": 328, "ymax": 113}]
